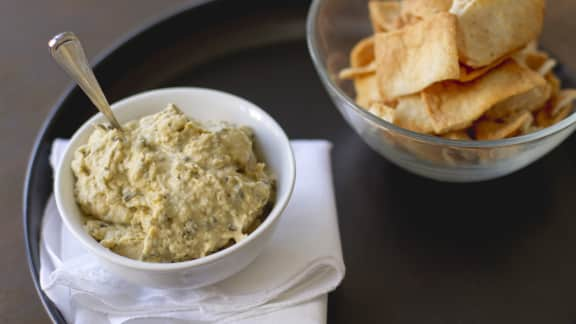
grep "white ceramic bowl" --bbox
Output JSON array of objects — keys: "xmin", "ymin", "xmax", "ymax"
[{"xmin": 54, "ymin": 87, "xmax": 295, "ymax": 288}]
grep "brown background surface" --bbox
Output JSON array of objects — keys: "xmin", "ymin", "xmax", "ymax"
[
  {"xmin": 1, "ymin": 1, "xmax": 189, "ymax": 322},
  {"xmin": 2, "ymin": 0, "xmax": 576, "ymax": 323}
]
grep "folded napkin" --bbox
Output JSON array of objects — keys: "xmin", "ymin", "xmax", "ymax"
[{"xmin": 40, "ymin": 139, "xmax": 345, "ymax": 324}]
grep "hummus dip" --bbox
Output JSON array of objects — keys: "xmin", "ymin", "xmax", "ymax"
[{"xmin": 71, "ymin": 104, "xmax": 274, "ymax": 262}]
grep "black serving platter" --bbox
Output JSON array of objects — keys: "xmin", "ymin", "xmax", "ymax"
[{"xmin": 24, "ymin": 0, "xmax": 576, "ymax": 323}]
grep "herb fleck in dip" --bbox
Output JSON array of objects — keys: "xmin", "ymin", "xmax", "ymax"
[{"xmin": 71, "ymin": 104, "xmax": 274, "ymax": 262}]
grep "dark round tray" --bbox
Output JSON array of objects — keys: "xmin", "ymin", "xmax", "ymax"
[{"xmin": 24, "ymin": 0, "xmax": 576, "ymax": 323}]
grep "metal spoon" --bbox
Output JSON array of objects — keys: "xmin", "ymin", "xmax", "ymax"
[{"xmin": 49, "ymin": 32, "xmax": 123, "ymax": 130}]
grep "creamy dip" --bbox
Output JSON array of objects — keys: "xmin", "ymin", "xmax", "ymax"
[{"xmin": 71, "ymin": 104, "xmax": 274, "ymax": 262}]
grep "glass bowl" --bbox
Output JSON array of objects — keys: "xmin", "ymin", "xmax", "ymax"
[{"xmin": 306, "ymin": 0, "xmax": 576, "ymax": 182}]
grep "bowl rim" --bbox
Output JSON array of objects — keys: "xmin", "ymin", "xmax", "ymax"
[
  {"xmin": 54, "ymin": 87, "xmax": 296, "ymax": 272},
  {"xmin": 306, "ymin": 0, "xmax": 576, "ymax": 148}
]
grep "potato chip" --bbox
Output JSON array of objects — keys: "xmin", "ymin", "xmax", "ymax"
[
  {"xmin": 422, "ymin": 60, "xmax": 546, "ymax": 134},
  {"xmin": 520, "ymin": 113, "xmax": 535, "ymax": 135},
  {"xmin": 546, "ymin": 73, "xmax": 561, "ymax": 100},
  {"xmin": 475, "ymin": 111, "xmax": 533, "ymax": 140},
  {"xmin": 369, "ymin": 1, "xmax": 403, "ymax": 33},
  {"xmin": 522, "ymin": 41, "xmax": 539, "ymax": 54},
  {"xmin": 533, "ymin": 88, "xmax": 575, "ymax": 126},
  {"xmin": 513, "ymin": 48, "xmax": 557, "ymax": 76},
  {"xmin": 442, "ymin": 130, "xmax": 471, "ymax": 140},
  {"xmin": 401, "ymin": 0, "xmax": 452, "ymax": 18},
  {"xmin": 537, "ymin": 59, "xmax": 557, "ymax": 77},
  {"xmin": 345, "ymin": 36, "xmax": 379, "ymax": 107},
  {"xmin": 368, "ymin": 102, "xmax": 395, "ymax": 123},
  {"xmin": 535, "ymin": 108, "xmax": 551, "ymax": 128},
  {"xmin": 551, "ymin": 90, "xmax": 576, "ymax": 116},
  {"xmin": 534, "ymin": 89, "xmax": 576, "ymax": 127},
  {"xmin": 350, "ymin": 36, "xmax": 375, "ymax": 68},
  {"xmin": 552, "ymin": 105, "xmax": 573, "ymax": 124},
  {"xmin": 342, "ymin": 0, "xmax": 567, "ymax": 141},
  {"xmin": 395, "ymin": 132, "xmax": 452, "ymax": 163},
  {"xmin": 484, "ymin": 77, "xmax": 549, "ymax": 119},
  {"xmin": 375, "ymin": 12, "xmax": 460, "ymax": 99},
  {"xmin": 401, "ymin": 14, "xmax": 422, "ymax": 26},
  {"xmin": 522, "ymin": 52, "xmax": 549, "ymax": 71},
  {"xmin": 393, "ymin": 94, "xmax": 436, "ymax": 133},
  {"xmin": 522, "ymin": 125, "xmax": 542, "ymax": 135},
  {"xmin": 339, "ymin": 62, "xmax": 377, "ymax": 80},
  {"xmin": 354, "ymin": 72, "xmax": 381, "ymax": 109},
  {"xmin": 511, "ymin": 43, "xmax": 544, "ymax": 73},
  {"xmin": 442, "ymin": 146, "xmax": 482, "ymax": 166},
  {"xmin": 450, "ymin": 0, "xmax": 545, "ymax": 68},
  {"xmin": 458, "ymin": 55, "xmax": 508, "ymax": 82}
]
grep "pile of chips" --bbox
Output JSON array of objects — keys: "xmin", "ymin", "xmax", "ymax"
[{"xmin": 340, "ymin": 0, "xmax": 576, "ymax": 141}]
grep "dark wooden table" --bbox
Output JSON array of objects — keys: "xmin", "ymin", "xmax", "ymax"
[
  {"xmin": 3, "ymin": 0, "xmax": 576, "ymax": 323},
  {"xmin": 1, "ymin": 1, "xmax": 189, "ymax": 322}
]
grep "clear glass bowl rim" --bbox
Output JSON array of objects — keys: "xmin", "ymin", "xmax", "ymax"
[{"xmin": 306, "ymin": 0, "xmax": 576, "ymax": 149}]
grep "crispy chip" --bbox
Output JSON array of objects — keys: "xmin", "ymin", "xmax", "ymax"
[
  {"xmin": 485, "ymin": 77, "xmax": 549, "ymax": 119},
  {"xmin": 345, "ymin": 36, "xmax": 378, "ymax": 105},
  {"xmin": 520, "ymin": 113, "xmax": 535, "ymax": 135},
  {"xmin": 535, "ymin": 90, "xmax": 576, "ymax": 127},
  {"xmin": 522, "ymin": 125, "xmax": 542, "ymax": 135},
  {"xmin": 513, "ymin": 42, "xmax": 542, "ymax": 58},
  {"xmin": 546, "ymin": 73, "xmax": 561, "ymax": 100},
  {"xmin": 369, "ymin": 1, "xmax": 403, "ymax": 33},
  {"xmin": 375, "ymin": 12, "xmax": 460, "ymax": 99},
  {"xmin": 350, "ymin": 36, "xmax": 375, "ymax": 68},
  {"xmin": 535, "ymin": 109, "xmax": 548, "ymax": 128},
  {"xmin": 442, "ymin": 130, "xmax": 472, "ymax": 140},
  {"xmin": 339, "ymin": 62, "xmax": 377, "ymax": 80},
  {"xmin": 535, "ymin": 104, "xmax": 572, "ymax": 128},
  {"xmin": 537, "ymin": 59, "xmax": 557, "ymax": 77},
  {"xmin": 401, "ymin": 14, "xmax": 422, "ymax": 26},
  {"xmin": 522, "ymin": 41, "xmax": 539, "ymax": 54},
  {"xmin": 345, "ymin": 0, "xmax": 564, "ymax": 141},
  {"xmin": 552, "ymin": 105, "xmax": 573, "ymax": 124},
  {"xmin": 393, "ymin": 94, "xmax": 436, "ymax": 133},
  {"xmin": 521, "ymin": 51, "xmax": 549, "ymax": 71},
  {"xmin": 537, "ymin": 106, "xmax": 572, "ymax": 128},
  {"xmin": 551, "ymin": 89, "xmax": 576, "ymax": 116},
  {"xmin": 450, "ymin": 0, "xmax": 545, "ymax": 68},
  {"xmin": 459, "ymin": 55, "xmax": 508, "ymax": 82},
  {"xmin": 354, "ymin": 72, "xmax": 381, "ymax": 109},
  {"xmin": 401, "ymin": 0, "xmax": 452, "ymax": 18},
  {"xmin": 513, "ymin": 48, "xmax": 557, "ymax": 76},
  {"xmin": 422, "ymin": 60, "xmax": 545, "ymax": 134},
  {"xmin": 475, "ymin": 111, "xmax": 533, "ymax": 140},
  {"xmin": 368, "ymin": 102, "xmax": 395, "ymax": 123}
]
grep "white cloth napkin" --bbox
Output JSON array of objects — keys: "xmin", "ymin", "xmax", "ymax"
[{"xmin": 40, "ymin": 139, "xmax": 345, "ymax": 324}]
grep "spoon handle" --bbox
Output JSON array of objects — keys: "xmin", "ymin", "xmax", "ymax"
[{"xmin": 49, "ymin": 32, "xmax": 122, "ymax": 130}]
